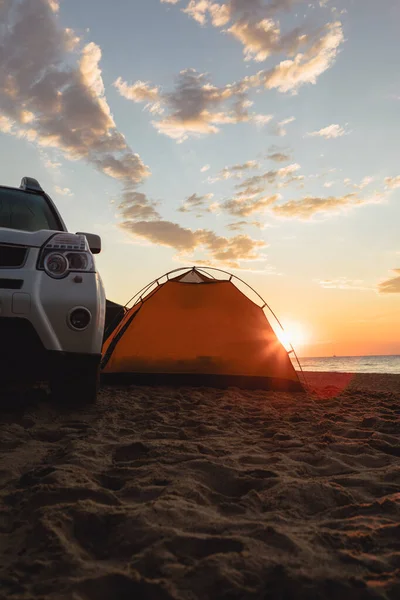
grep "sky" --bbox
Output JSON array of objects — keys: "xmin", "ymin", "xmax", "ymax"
[{"xmin": 0, "ymin": 0, "xmax": 399, "ymax": 357}]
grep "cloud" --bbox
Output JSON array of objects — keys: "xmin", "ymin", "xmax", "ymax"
[
  {"xmin": 177, "ymin": 0, "xmax": 303, "ymax": 30},
  {"xmin": 0, "ymin": 0, "xmax": 149, "ymax": 187},
  {"xmin": 201, "ymin": 164, "xmax": 210, "ymax": 172},
  {"xmin": 340, "ymin": 175, "xmax": 377, "ymax": 192},
  {"xmin": 140, "ymin": 69, "xmax": 243, "ymax": 141},
  {"xmin": 44, "ymin": 157, "xmax": 61, "ymax": 169},
  {"xmin": 349, "ymin": 175, "xmax": 374, "ymax": 191},
  {"xmin": 210, "ymin": 160, "xmax": 260, "ymax": 182},
  {"xmin": 178, "ymin": 192, "xmax": 215, "ymax": 213},
  {"xmin": 213, "ymin": 160, "xmax": 387, "ymax": 222},
  {"xmin": 160, "ymin": 2, "xmax": 345, "ymax": 107},
  {"xmin": 113, "ymin": 77, "xmax": 161, "ymax": 104},
  {"xmin": 183, "ymin": 0, "xmax": 215, "ymax": 25},
  {"xmin": 117, "ymin": 17, "xmax": 343, "ymax": 140},
  {"xmin": 384, "ymin": 176, "xmax": 400, "ymax": 190},
  {"xmin": 118, "ymin": 187, "xmax": 266, "ymax": 267},
  {"xmin": 319, "ymin": 278, "xmax": 372, "ymax": 291},
  {"xmin": 227, "ymin": 220, "xmax": 263, "ymax": 231},
  {"xmin": 222, "ymin": 193, "xmax": 280, "ymax": 217},
  {"xmin": 156, "ymin": 68, "xmax": 250, "ymax": 140},
  {"xmin": 227, "ymin": 18, "xmax": 298, "ymax": 63},
  {"xmin": 270, "ymin": 116, "xmax": 295, "ymax": 136},
  {"xmin": 229, "ymin": 160, "xmax": 260, "ymax": 172},
  {"xmin": 0, "ymin": 115, "xmax": 14, "ymax": 133},
  {"xmin": 16, "ymin": 127, "xmax": 37, "ymax": 142},
  {"xmin": 252, "ymin": 113, "xmax": 273, "ymax": 127},
  {"xmin": 272, "ymin": 191, "xmax": 384, "ymax": 219},
  {"xmin": 267, "ymin": 148, "xmax": 291, "ymax": 162},
  {"xmin": 120, "ymin": 219, "xmax": 266, "ymax": 268},
  {"xmin": 79, "ymin": 41, "xmax": 105, "ymax": 98},
  {"xmin": 115, "ymin": 68, "xmax": 274, "ymax": 142},
  {"xmin": 234, "ymin": 184, "xmax": 265, "ymax": 200},
  {"xmin": 54, "ymin": 186, "xmax": 73, "ymax": 196},
  {"xmin": 359, "ymin": 176, "xmax": 374, "ymax": 189},
  {"xmin": 235, "ymin": 162, "xmax": 301, "ymax": 191},
  {"xmin": 216, "ymin": 162, "xmax": 304, "ymax": 219},
  {"xmin": 178, "ymin": 1, "xmax": 311, "ymax": 63},
  {"xmin": 241, "ymin": 20, "xmax": 344, "ymax": 93},
  {"xmin": 276, "ymin": 163, "xmax": 301, "ymax": 178},
  {"xmin": 119, "ymin": 190, "xmax": 161, "ymax": 221},
  {"xmin": 48, "ymin": 0, "xmax": 59, "ymax": 12},
  {"xmin": 279, "ymin": 116, "xmax": 295, "ymax": 126},
  {"xmin": 378, "ymin": 269, "xmax": 400, "ymax": 294},
  {"xmin": 0, "ymin": 0, "xmax": 272, "ymax": 270},
  {"xmin": 93, "ymin": 153, "xmax": 148, "ymax": 184},
  {"xmin": 176, "ymin": 4, "xmax": 344, "ymax": 91},
  {"xmin": 307, "ymin": 123, "xmax": 347, "ymax": 138}
]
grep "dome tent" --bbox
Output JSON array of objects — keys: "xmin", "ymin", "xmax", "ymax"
[{"xmin": 101, "ymin": 267, "xmax": 304, "ymax": 392}]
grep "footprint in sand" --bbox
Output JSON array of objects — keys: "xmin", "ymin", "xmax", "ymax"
[
  {"xmin": 73, "ymin": 572, "xmax": 174, "ymax": 600},
  {"xmin": 17, "ymin": 466, "xmax": 56, "ymax": 487},
  {"xmin": 97, "ymin": 473, "xmax": 126, "ymax": 491},
  {"xmin": 166, "ymin": 534, "xmax": 244, "ymax": 559},
  {"xmin": 113, "ymin": 442, "xmax": 151, "ymax": 463}
]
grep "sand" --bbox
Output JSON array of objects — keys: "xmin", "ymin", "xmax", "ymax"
[{"xmin": 0, "ymin": 373, "xmax": 399, "ymax": 600}]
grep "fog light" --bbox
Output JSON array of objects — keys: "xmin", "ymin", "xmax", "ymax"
[{"xmin": 68, "ymin": 307, "xmax": 91, "ymax": 331}]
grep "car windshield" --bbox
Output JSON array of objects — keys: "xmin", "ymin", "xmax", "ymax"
[{"xmin": 0, "ymin": 188, "xmax": 62, "ymax": 232}]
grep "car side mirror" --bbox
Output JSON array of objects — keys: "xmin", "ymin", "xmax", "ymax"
[{"xmin": 76, "ymin": 232, "xmax": 101, "ymax": 254}]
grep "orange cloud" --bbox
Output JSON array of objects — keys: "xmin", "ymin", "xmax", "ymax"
[
  {"xmin": 384, "ymin": 176, "xmax": 400, "ymax": 190},
  {"xmin": 272, "ymin": 192, "xmax": 384, "ymax": 219},
  {"xmin": 222, "ymin": 194, "xmax": 280, "ymax": 217},
  {"xmin": 178, "ymin": 193, "xmax": 215, "ymax": 214},
  {"xmin": 378, "ymin": 269, "xmax": 400, "ymax": 294},
  {"xmin": 120, "ymin": 220, "xmax": 266, "ymax": 268}
]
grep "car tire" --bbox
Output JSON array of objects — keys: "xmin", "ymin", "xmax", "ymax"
[{"xmin": 50, "ymin": 363, "xmax": 99, "ymax": 405}]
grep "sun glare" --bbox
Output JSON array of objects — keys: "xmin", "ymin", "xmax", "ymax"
[{"xmin": 275, "ymin": 321, "xmax": 310, "ymax": 352}]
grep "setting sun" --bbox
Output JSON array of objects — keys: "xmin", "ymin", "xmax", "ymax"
[{"xmin": 275, "ymin": 321, "xmax": 311, "ymax": 353}]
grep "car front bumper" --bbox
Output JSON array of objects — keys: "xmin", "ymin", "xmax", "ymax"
[
  {"xmin": 0, "ymin": 316, "xmax": 101, "ymax": 381},
  {"xmin": 0, "ymin": 246, "xmax": 105, "ymax": 357}
]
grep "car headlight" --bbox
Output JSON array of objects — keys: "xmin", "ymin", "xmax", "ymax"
[
  {"xmin": 44, "ymin": 252, "xmax": 69, "ymax": 279},
  {"xmin": 39, "ymin": 234, "xmax": 95, "ymax": 279}
]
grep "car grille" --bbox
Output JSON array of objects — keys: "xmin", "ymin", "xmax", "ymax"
[
  {"xmin": 0, "ymin": 279, "xmax": 23, "ymax": 289},
  {"xmin": 0, "ymin": 244, "xmax": 28, "ymax": 268}
]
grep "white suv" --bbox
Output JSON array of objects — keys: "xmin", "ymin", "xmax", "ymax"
[{"xmin": 0, "ymin": 177, "xmax": 106, "ymax": 404}]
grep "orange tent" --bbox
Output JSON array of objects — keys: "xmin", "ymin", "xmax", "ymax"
[{"xmin": 101, "ymin": 267, "xmax": 304, "ymax": 391}]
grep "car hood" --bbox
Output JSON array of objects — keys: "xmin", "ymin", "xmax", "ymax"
[{"xmin": 0, "ymin": 228, "xmax": 62, "ymax": 247}]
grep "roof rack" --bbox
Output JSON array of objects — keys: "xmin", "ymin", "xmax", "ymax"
[{"xmin": 20, "ymin": 177, "xmax": 43, "ymax": 192}]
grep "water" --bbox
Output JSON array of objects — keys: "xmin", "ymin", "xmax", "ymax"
[{"xmin": 291, "ymin": 355, "xmax": 400, "ymax": 375}]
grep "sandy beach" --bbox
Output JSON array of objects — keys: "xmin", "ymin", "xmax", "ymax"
[{"xmin": 0, "ymin": 373, "xmax": 399, "ymax": 599}]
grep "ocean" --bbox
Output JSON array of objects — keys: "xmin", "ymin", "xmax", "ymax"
[{"xmin": 291, "ymin": 355, "xmax": 400, "ymax": 375}]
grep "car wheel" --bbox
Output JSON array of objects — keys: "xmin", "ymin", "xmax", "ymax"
[{"xmin": 50, "ymin": 363, "xmax": 99, "ymax": 405}]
